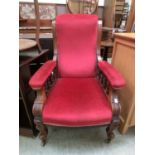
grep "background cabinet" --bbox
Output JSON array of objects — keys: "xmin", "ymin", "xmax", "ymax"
[
  {"xmin": 19, "ymin": 50, "xmax": 49, "ymax": 136},
  {"xmin": 19, "ymin": 65, "xmax": 37, "ymax": 137},
  {"xmin": 103, "ymin": 0, "xmax": 134, "ymax": 31},
  {"xmin": 111, "ymin": 33, "xmax": 135, "ymax": 134}
]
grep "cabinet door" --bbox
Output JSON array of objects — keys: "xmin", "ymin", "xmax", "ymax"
[
  {"xmin": 112, "ymin": 36, "xmax": 135, "ymax": 133},
  {"xmin": 19, "ymin": 67, "xmax": 37, "ymax": 136},
  {"xmin": 130, "ymin": 107, "xmax": 135, "ymax": 126}
]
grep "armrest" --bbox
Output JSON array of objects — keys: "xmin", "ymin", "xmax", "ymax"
[
  {"xmin": 29, "ymin": 60, "xmax": 56, "ymax": 89},
  {"xmin": 98, "ymin": 61, "xmax": 125, "ymax": 89}
]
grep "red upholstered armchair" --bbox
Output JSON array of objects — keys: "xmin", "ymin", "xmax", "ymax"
[{"xmin": 29, "ymin": 14, "xmax": 125, "ymax": 146}]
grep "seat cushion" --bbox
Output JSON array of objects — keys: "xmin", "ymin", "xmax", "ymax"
[{"xmin": 43, "ymin": 78, "xmax": 112, "ymax": 126}]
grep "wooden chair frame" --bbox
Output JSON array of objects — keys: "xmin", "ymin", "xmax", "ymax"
[{"xmin": 32, "ymin": 21, "xmax": 121, "ymax": 146}]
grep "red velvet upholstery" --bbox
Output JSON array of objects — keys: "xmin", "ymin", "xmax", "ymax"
[
  {"xmin": 29, "ymin": 60, "xmax": 56, "ymax": 88},
  {"xmin": 56, "ymin": 14, "xmax": 98, "ymax": 78},
  {"xmin": 28, "ymin": 14, "xmax": 125, "ymax": 128},
  {"xmin": 98, "ymin": 61, "xmax": 125, "ymax": 89},
  {"xmin": 43, "ymin": 78, "xmax": 112, "ymax": 126}
]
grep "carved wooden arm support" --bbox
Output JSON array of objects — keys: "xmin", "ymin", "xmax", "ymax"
[
  {"xmin": 28, "ymin": 87, "xmax": 47, "ymax": 143},
  {"xmin": 111, "ymin": 90, "xmax": 121, "ymax": 121},
  {"xmin": 106, "ymin": 89, "xmax": 121, "ymax": 142},
  {"xmin": 97, "ymin": 63, "xmax": 124, "ymax": 119},
  {"xmin": 29, "ymin": 59, "xmax": 57, "ymax": 118},
  {"xmin": 30, "ymin": 66, "xmax": 57, "ymax": 146},
  {"xmin": 32, "ymin": 88, "xmax": 46, "ymax": 118},
  {"xmin": 32, "ymin": 87, "xmax": 48, "ymax": 145},
  {"xmin": 29, "ymin": 61, "xmax": 57, "ymax": 121},
  {"xmin": 32, "ymin": 70, "xmax": 57, "ymax": 113},
  {"xmin": 98, "ymin": 70, "xmax": 121, "ymax": 116}
]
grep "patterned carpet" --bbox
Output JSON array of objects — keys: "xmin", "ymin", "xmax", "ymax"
[{"xmin": 19, "ymin": 126, "xmax": 135, "ymax": 155}]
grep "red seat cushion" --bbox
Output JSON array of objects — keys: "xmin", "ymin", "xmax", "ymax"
[{"xmin": 43, "ymin": 78, "xmax": 112, "ymax": 127}]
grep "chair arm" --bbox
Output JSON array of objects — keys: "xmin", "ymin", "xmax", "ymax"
[
  {"xmin": 98, "ymin": 61, "xmax": 125, "ymax": 89},
  {"xmin": 29, "ymin": 60, "xmax": 56, "ymax": 89}
]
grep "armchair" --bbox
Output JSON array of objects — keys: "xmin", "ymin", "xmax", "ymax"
[{"xmin": 29, "ymin": 14, "xmax": 125, "ymax": 146}]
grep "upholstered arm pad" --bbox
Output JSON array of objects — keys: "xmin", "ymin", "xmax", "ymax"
[
  {"xmin": 98, "ymin": 61, "xmax": 125, "ymax": 89},
  {"xmin": 29, "ymin": 60, "xmax": 56, "ymax": 89}
]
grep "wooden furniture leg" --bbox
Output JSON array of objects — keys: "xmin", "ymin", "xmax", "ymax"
[
  {"xmin": 34, "ymin": 117, "xmax": 48, "ymax": 146},
  {"xmin": 106, "ymin": 117, "xmax": 120, "ymax": 142},
  {"xmin": 106, "ymin": 90, "xmax": 121, "ymax": 142},
  {"xmin": 32, "ymin": 88, "xmax": 48, "ymax": 146},
  {"xmin": 98, "ymin": 70, "xmax": 121, "ymax": 142}
]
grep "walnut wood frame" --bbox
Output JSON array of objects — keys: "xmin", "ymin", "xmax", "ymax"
[{"xmin": 31, "ymin": 21, "xmax": 121, "ymax": 146}]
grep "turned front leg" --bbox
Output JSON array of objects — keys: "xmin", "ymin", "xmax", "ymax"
[
  {"xmin": 106, "ymin": 90, "xmax": 121, "ymax": 142},
  {"xmin": 32, "ymin": 87, "xmax": 48, "ymax": 146},
  {"xmin": 34, "ymin": 116, "xmax": 48, "ymax": 146}
]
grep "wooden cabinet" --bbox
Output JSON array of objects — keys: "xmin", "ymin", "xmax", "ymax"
[
  {"xmin": 19, "ymin": 63, "xmax": 37, "ymax": 137},
  {"xmin": 103, "ymin": 0, "xmax": 125, "ymax": 28},
  {"xmin": 103, "ymin": 0, "xmax": 133, "ymax": 30},
  {"xmin": 111, "ymin": 33, "xmax": 135, "ymax": 134},
  {"xmin": 19, "ymin": 51, "xmax": 49, "ymax": 136}
]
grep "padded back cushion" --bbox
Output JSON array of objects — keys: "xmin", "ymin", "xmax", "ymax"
[{"xmin": 56, "ymin": 14, "xmax": 98, "ymax": 77}]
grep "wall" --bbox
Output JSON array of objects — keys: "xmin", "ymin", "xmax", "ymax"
[
  {"xmin": 19, "ymin": 0, "xmax": 105, "ymax": 6},
  {"xmin": 19, "ymin": 0, "xmax": 104, "ymax": 19},
  {"xmin": 56, "ymin": 4, "xmax": 104, "ymax": 19}
]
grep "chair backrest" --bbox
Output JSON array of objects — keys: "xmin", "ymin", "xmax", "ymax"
[{"xmin": 56, "ymin": 14, "xmax": 98, "ymax": 78}]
